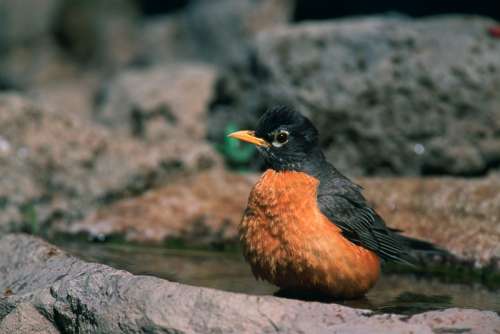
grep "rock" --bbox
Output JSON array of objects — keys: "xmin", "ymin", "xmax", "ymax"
[
  {"xmin": 210, "ymin": 15, "xmax": 500, "ymax": 176},
  {"xmin": 96, "ymin": 63, "xmax": 217, "ymax": 141},
  {"xmin": 184, "ymin": 0, "xmax": 296, "ymax": 64},
  {"xmin": 360, "ymin": 176, "xmax": 500, "ymax": 269},
  {"xmin": 0, "ymin": 93, "xmax": 221, "ymax": 234},
  {"xmin": 0, "ymin": 0, "xmax": 76, "ymax": 89},
  {"xmin": 137, "ymin": 0, "xmax": 296, "ymax": 66},
  {"xmin": 0, "ymin": 0, "xmax": 138, "ymax": 88},
  {"xmin": 137, "ymin": 14, "xmax": 196, "ymax": 65},
  {"xmin": 1, "ymin": 234, "xmax": 499, "ymax": 333},
  {"xmin": 27, "ymin": 74, "xmax": 100, "ymax": 120},
  {"xmin": 0, "ymin": 0, "xmax": 294, "ymax": 88},
  {"xmin": 0, "ymin": 0, "xmax": 61, "ymax": 47},
  {"xmin": 67, "ymin": 170, "xmax": 257, "ymax": 245},
  {"xmin": 0, "ymin": 303, "xmax": 59, "ymax": 334},
  {"xmin": 0, "ymin": 38, "xmax": 78, "ymax": 89},
  {"xmin": 54, "ymin": 0, "xmax": 140, "ymax": 70}
]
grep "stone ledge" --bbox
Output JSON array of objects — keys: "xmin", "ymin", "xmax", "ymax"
[{"xmin": 1, "ymin": 234, "xmax": 498, "ymax": 333}]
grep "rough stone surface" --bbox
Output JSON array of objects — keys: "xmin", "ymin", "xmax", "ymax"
[
  {"xmin": 0, "ymin": 0, "xmax": 77, "ymax": 89},
  {"xmin": 138, "ymin": 14, "xmax": 196, "ymax": 65},
  {"xmin": 185, "ymin": 0, "xmax": 296, "ymax": 64},
  {"xmin": 0, "ymin": 93, "xmax": 221, "ymax": 234},
  {"xmin": 360, "ymin": 176, "xmax": 500, "ymax": 269},
  {"xmin": 136, "ymin": 0, "xmax": 295, "ymax": 66},
  {"xmin": 0, "ymin": 39, "xmax": 78, "ymax": 89},
  {"xmin": 0, "ymin": 302, "xmax": 59, "ymax": 334},
  {"xmin": 0, "ymin": 0, "xmax": 61, "ymax": 47},
  {"xmin": 0, "ymin": 0, "xmax": 294, "ymax": 89},
  {"xmin": 54, "ymin": 0, "xmax": 140, "ymax": 70},
  {"xmin": 97, "ymin": 63, "xmax": 217, "ymax": 141},
  {"xmin": 1, "ymin": 234, "xmax": 499, "ymax": 334},
  {"xmin": 0, "ymin": 0, "xmax": 138, "ymax": 89},
  {"xmin": 68, "ymin": 170, "xmax": 257, "ymax": 244},
  {"xmin": 210, "ymin": 15, "xmax": 500, "ymax": 176},
  {"xmin": 27, "ymin": 74, "xmax": 100, "ymax": 120}
]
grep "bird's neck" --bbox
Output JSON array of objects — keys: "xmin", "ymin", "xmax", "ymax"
[
  {"xmin": 267, "ymin": 150, "xmax": 350, "ymax": 191},
  {"xmin": 268, "ymin": 148, "xmax": 326, "ymax": 176}
]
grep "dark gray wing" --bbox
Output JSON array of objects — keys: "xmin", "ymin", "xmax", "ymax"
[{"xmin": 316, "ymin": 169, "xmax": 411, "ymax": 263}]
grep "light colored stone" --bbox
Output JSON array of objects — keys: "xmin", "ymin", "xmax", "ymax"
[
  {"xmin": 0, "ymin": 93, "xmax": 221, "ymax": 234},
  {"xmin": 0, "ymin": 303, "xmax": 59, "ymax": 334},
  {"xmin": 97, "ymin": 63, "xmax": 217, "ymax": 141}
]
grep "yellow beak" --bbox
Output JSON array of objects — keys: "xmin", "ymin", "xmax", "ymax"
[{"xmin": 227, "ymin": 130, "xmax": 270, "ymax": 147}]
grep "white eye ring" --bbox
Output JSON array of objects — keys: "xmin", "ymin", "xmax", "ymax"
[{"xmin": 272, "ymin": 130, "xmax": 289, "ymax": 147}]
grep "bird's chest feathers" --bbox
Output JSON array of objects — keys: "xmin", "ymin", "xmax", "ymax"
[
  {"xmin": 240, "ymin": 169, "xmax": 339, "ymax": 268},
  {"xmin": 242, "ymin": 170, "xmax": 324, "ymax": 240},
  {"xmin": 240, "ymin": 169, "xmax": 380, "ymax": 298}
]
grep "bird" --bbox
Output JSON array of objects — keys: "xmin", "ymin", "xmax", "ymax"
[{"xmin": 228, "ymin": 105, "xmax": 439, "ymax": 299}]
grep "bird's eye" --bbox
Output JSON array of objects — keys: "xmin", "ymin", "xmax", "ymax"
[{"xmin": 272, "ymin": 130, "xmax": 289, "ymax": 147}]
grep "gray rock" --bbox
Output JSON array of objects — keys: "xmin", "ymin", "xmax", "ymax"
[
  {"xmin": 137, "ymin": 0, "xmax": 295, "ymax": 66},
  {"xmin": 0, "ymin": 0, "xmax": 78, "ymax": 89},
  {"xmin": 0, "ymin": 38, "xmax": 78, "ymax": 89},
  {"xmin": 0, "ymin": 93, "xmax": 221, "ymax": 234},
  {"xmin": 138, "ymin": 14, "xmax": 196, "ymax": 65},
  {"xmin": 0, "ymin": 0, "xmax": 61, "ymax": 48},
  {"xmin": 54, "ymin": 0, "xmax": 140, "ymax": 70},
  {"xmin": 185, "ymin": 0, "xmax": 295, "ymax": 64},
  {"xmin": 210, "ymin": 15, "xmax": 500, "ymax": 176},
  {"xmin": 1, "ymin": 234, "xmax": 499, "ymax": 333},
  {"xmin": 27, "ymin": 74, "xmax": 100, "ymax": 120},
  {"xmin": 0, "ymin": 302, "xmax": 59, "ymax": 334},
  {"xmin": 97, "ymin": 63, "xmax": 217, "ymax": 141}
]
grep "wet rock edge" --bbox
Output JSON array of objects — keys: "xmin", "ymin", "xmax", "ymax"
[{"xmin": 1, "ymin": 234, "xmax": 499, "ymax": 333}]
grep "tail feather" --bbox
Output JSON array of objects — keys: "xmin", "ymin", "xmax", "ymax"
[{"xmin": 396, "ymin": 233, "xmax": 451, "ymax": 257}]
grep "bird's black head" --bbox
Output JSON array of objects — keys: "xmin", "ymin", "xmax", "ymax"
[{"xmin": 229, "ymin": 106, "xmax": 324, "ymax": 172}]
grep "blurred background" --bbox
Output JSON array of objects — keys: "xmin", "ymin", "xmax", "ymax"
[
  {"xmin": 1, "ymin": 0, "xmax": 500, "ymax": 312},
  {"xmin": 1, "ymin": 0, "xmax": 500, "ymax": 178}
]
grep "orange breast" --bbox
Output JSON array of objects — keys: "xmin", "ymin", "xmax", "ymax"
[{"xmin": 240, "ymin": 169, "xmax": 380, "ymax": 299}]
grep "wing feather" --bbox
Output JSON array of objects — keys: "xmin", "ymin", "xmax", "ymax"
[{"xmin": 317, "ymin": 172, "xmax": 411, "ymax": 263}]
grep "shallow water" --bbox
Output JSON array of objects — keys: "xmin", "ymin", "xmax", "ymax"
[{"xmin": 55, "ymin": 240, "xmax": 500, "ymax": 315}]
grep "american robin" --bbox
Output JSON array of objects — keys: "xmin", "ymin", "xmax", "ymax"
[{"xmin": 229, "ymin": 106, "xmax": 438, "ymax": 299}]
